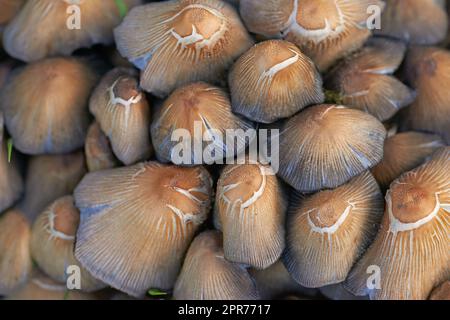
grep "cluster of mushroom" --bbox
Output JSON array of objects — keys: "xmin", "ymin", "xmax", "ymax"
[{"xmin": 0, "ymin": 0, "xmax": 449, "ymax": 301}]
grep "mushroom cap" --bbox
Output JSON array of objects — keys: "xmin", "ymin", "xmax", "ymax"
[
  {"xmin": 173, "ymin": 230, "xmax": 260, "ymax": 300},
  {"xmin": 326, "ymin": 37, "xmax": 415, "ymax": 121},
  {"xmin": 0, "ymin": 209, "xmax": 32, "ymax": 295},
  {"xmin": 3, "ymin": 0, "xmax": 143, "ymax": 62},
  {"xmin": 85, "ymin": 122, "xmax": 118, "ymax": 172},
  {"xmin": 371, "ymin": 132, "xmax": 445, "ymax": 189},
  {"xmin": 114, "ymin": 0, "xmax": 254, "ymax": 97},
  {"xmin": 283, "ymin": 171, "xmax": 384, "ymax": 288},
  {"xmin": 151, "ymin": 82, "xmax": 254, "ymax": 165},
  {"xmin": 229, "ymin": 40, "xmax": 324, "ymax": 123},
  {"xmin": 344, "ymin": 147, "xmax": 450, "ymax": 300},
  {"xmin": 429, "ymin": 281, "xmax": 450, "ymax": 300},
  {"xmin": 240, "ymin": 0, "xmax": 385, "ymax": 71},
  {"xmin": 319, "ymin": 283, "xmax": 368, "ymax": 300},
  {"xmin": 400, "ymin": 46, "xmax": 450, "ymax": 144},
  {"xmin": 0, "ymin": 57, "xmax": 98, "ymax": 154},
  {"xmin": 375, "ymin": 0, "xmax": 448, "ymax": 45},
  {"xmin": 74, "ymin": 162, "xmax": 213, "ymax": 297},
  {"xmin": 89, "ymin": 67, "xmax": 153, "ymax": 165},
  {"xmin": 30, "ymin": 196, "xmax": 105, "ymax": 292},
  {"xmin": 19, "ymin": 151, "xmax": 87, "ymax": 222},
  {"xmin": 214, "ymin": 162, "xmax": 287, "ymax": 269},
  {"xmin": 278, "ymin": 104, "xmax": 386, "ymax": 192},
  {"xmin": 0, "ymin": 0, "xmax": 24, "ymax": 25}
]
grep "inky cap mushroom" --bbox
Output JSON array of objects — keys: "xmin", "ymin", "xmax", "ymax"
[
  {"xmin": 173, "ymin": 230, "xmax": 260, "ymax": 300},
  {"xmin": 84, "ymin": 122, "xmax": 119, "ymax": 172},
  {"xmin": 74, "ymin": 162, "xmax": 213, "ymax": 297},
  {"xmin": 278, "ymin": 104, "xmax": 386, "ymax": 192},
  {"xmin": 429, "ymin": 281, "xmax": 450, "ymax": 300},
  {"xmin": 114, "ymin": 0, "xmax": 254, "ymax": 97}
]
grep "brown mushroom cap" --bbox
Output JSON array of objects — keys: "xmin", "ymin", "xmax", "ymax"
[
  {"xmin": 345, "ymin": 147, "xmax": 450, "ymax": 300},
  {"xmin": 429, "ymin": 281, "xmax": 450, "ymax": 300},
  {"xmin": 229, "ymin": 40, "xmax": 324, "ymax": 123},
  {"xmin": 0, "ymin": 209, "xmax": 32, "ymax": 295},
  {"xmin": 375, "ymin": 0, "xmax": 448, "ymax": 45},
  {"xmin": 74, "ymin": 162, "xmax": 213, "ymax": 297},
  {"xmin": 151, "ymin": 82, "xmax": 254, "ymax": 165},
  {"xmin": 89, "ymin": 68, "xmax": 153, "ymax": 165},
  {"xmin": 326, "ymin": 37, "xmax": 415, "ymax": 121},
  {"xmin": 215, "ymin": 162, "xmax": 287, "ymax": 269},
  {"xmin": 85, "ymin": 122, "xmax": 118, "ymax": 172},
  {"xmin": 0, "ymin": 57, "xmax": 98, "ymax": 154},
  {"xmin": 2, "ymin": 0, "xmax": 142, "ymax": 62},
  {"xmin": 114, "ymin": 0, "xmax": 254, "ymax": 97},
  {"xmin": 371, "ymin": 132, "xmax": 445, "ymax": 189},
  {"xmin": 173, "ymin": 230, "xmax": 260, "ymax": 300},
  {"xmin": 278, "ymin": 104, "xmax": 386, "ymax": 192},
  {"xmin": 283, "ymin": 171, "xmax": 384, "ymax": 288},
  {"xmin": 0, "ymin": 0, "xmax": 24, "ymax": 26},
  {"xmin": 30, "ymin": 196, "xmax": 105, "ymax": 292},
  {"xmin": 240, "ymin": 0, "xmax": 385, "ymax": 71},
  {"xmin": 19, "ymin": 151, "xmax": 87, "ymax": 221},
  {"xmin": 400, "ymin": 46, "xmax": 450, "ymax": 144}
]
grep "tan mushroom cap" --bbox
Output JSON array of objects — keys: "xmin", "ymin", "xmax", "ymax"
[
  {"xmin": 89, "ymin": 68, "xmax": 153, "ymax": 165},
  {"xmin": 371, "ymin": 132, "xmax": 445, "ymax": 189},
  {"xmin": 326, "ymin": 38, "xmax": 415, "ymax": 121},
  {"xmin": 278, "ymin": 104, "xmax": 386, "ymax": 192},
  {"xmin": 429, "ymin": 281, "xmax": 450, "ymax": 300},
  {"xmin": 400, "ymin": 46, "xmax": 450, "ymax": 144},
  {"xmin": 74, "ymin": 162, "xmax": 213, "ymax": 297},
  {"xmin": 283, "ymin": 172, "xmax": 384, "ymax": 288},
  {"xmin": 173, "ymin": 230, "xmax": 260, "ymax": 300},
  {"xmin": 345, "ymin": 147, "xmax": 450, "ymax": 300},
  {"xmin": 240, "ymin": 0, "xmax": 384, "ymax": 71},
  {"xmin": 0, "ymin": 209, "xmax": 32, "ymax": 295},
  {"xmin": 229, "ymin": 40, "xmax": 324, "ymax": 123},
  {"xmin": 2, "ymin": 0, "xmax": 142, "ymax": 62},
  {"xmin": 19, "ymin": 151, "xmax": 87, "ymax": 222},
  {"xmin": 151, "ymin": 82, "xmax": 254, "ymax": 165},
  {"xmin": 30, "ymin": 196, "xmax": 105, "ymax": 292},
  {"xmin": 0, "ymin": 57, "xmax": 98, "ymax": 154},
  {"xmin": 0, "ymin": 0, "xmax": 24, "ymax": 25},
  {"xmin": 375, "ymin": 0, "xmax": 448, "ymax": 45},
  {"xmin": 85, "ymin": 122, "xmax": 118, "ymax": 172},
  {"xmin": 114, "ymin": 0, "xmax": 254, "ymax": 97},
  {"xmin": 215, "ymin": 162, "xmax": 287, "ymax": 269}
]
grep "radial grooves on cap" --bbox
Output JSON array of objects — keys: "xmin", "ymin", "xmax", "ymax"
[
  {"xmin": 278, "ymin": 105, "xmax": 386, "ymax": 192},
  {"xmin": 89, "ymin": 68, "xmax": 152, "ymax": 165},
  {"xmin": 376, "ymin": 0, "xmax": 448, "ymax": 45},
  {"xmin": 371, "ymin": 132, "xmax": 445, "ymax": 189},
  {"xmin": 173, "ymin": 231, "xmax": 260, "ymax": 300},
  {"xmin": 344, "ymin": 148, "xmax": 450, "ymax": 300},
  {"xmin": 114, "ymin": 0, "xmax": 254, "ymax": 97},
  {"xmin": 229, "ymin": 40, "xmax": 324, "ymax": 123},
  {"xmin": 215, "ymin": 163, "xmax": 287, "ymax": 269},
  {"xmin": 283, "ymin": 172, "xmax": 383, "ymax": 288},
  {"xmin": 0, "ymin": 210, "xmax": 32, "ymax": 295},
  {"xmin": 151, "ymin": 82, "xmax": 254, "ymax": 164},
  {"xmin": 74, "ymin": 162, "xmax": 212, "ymax": 297}
]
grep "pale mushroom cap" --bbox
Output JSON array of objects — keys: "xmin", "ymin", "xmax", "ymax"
[
  {"xmin": 371, "ymin": 132, "xmax": 445, "ymax": 189},
  {"xmin": 114, "ymin": 0, "xmax": 254, "ymax": 97},
  {"xmin": 173, "ymin": 230, "xmax": 260, "ymax": 300},
  {"xmin": 345, "ymin": 147, "xmax": 450, "ymax": 300},
  {"xmin": 229, "ymin": 40, "xmax": 324, "ymax": 123},
  {"xmin": 283, "ymin": 171, "xmax": 384, "ymax": 288},
  {"xmin": 0, "ymin": 209, "xmax": 32, "ymax": 295},
  {"xmin": 89, "ymin": 67, "xmax": 152, "ymax": 165},
  {"xmin": 74, "ymin": 162, "xmax": 213, "ymax": 297},
  {"xmin": 375, "ymin": 0, "xmax": 448, "ymax": 45},
  {"xmin": 151, "ymin": 82, "xmax": 254, "ymax": 165},
  {"xmin": 30, "ymin": 196, "xmax": 105, "ymax": 292},
  {"xmin": 85, "ymin": 122, "xmax": 118, "ymax": 172},
  {"xmin": 240, "ymin": 0, "xmax": 385, "ymax": 70},
  {"xmin": 401, "ymin": 46, "xmax": 450, "ymax": 144},
  {"xmin": 215, "ymin": 162, "xmax": 287, "ymax": 269},
  {"xmin": 0, "ymin": 57, "xmax": 98, "ymax": 154},
  {"xmin": 278, "ymin": 104, "xmax": 386, "ymax": 192},
  {"xmin": 3, "ymin": 0, "xmax": 143, "ymax": 62}
]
